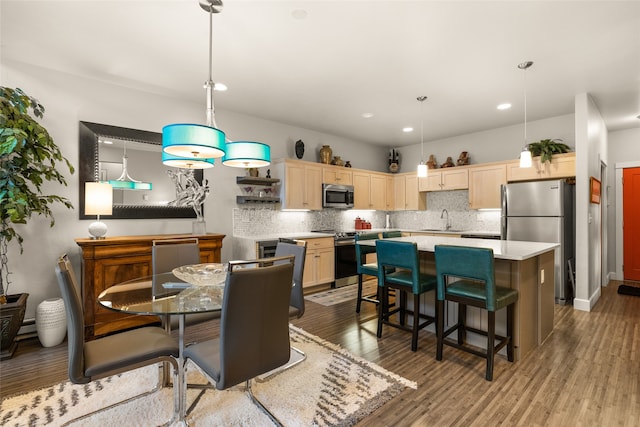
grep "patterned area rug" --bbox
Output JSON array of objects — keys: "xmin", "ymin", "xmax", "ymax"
[
  {"xmin": 0, "ymin": 326, "xmax": 415, "ymax": 426},
  {"xmin": 305, "ymin": 280, "xmax": 378, "ymax": 307}
]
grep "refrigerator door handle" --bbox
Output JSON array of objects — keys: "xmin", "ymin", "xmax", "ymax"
[{"xmin": 500, "ymin": 184, "xmax": 507, "ymax": 239}]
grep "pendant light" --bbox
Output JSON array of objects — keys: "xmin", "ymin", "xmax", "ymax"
[
  {"xmin": 108, "ymin": 141, "xmax": 153, "ymax": 190},
  {"xmin": 162, "ymin": 0, "xmax": 227, "ymax": 167},
  {"xmin": 518, "ymin": 61, "xmax": 533, "ymax": 168},
  {"xmin": 416, "ymin": 96, "xmax": 428, "ymax": 178},
  {"xmin": 162, "ymin": 0, "xmax": 270, "ymax": 169}
]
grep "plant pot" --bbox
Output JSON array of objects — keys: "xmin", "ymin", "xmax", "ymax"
[
  {"xmin": 36, "ymin": 298, "xmax": 67, "ymax": 348},
  {"xmin": 0, "ymin": 293, "xmax": 29, "ymax": 360}
]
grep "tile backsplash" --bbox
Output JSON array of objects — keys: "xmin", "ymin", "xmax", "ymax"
[{"xmin": 233, "ymin": 190, "xmax": 500, "ymax": 237}]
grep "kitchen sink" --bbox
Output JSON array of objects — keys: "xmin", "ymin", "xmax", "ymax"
[{"xmin": 419, "ymin": 228, "xmax": 464, "ymax": 233}]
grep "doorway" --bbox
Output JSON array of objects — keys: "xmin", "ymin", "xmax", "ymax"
[{"xmin": 623, "ymin": 167, "xmax": 640, "ymax": 281}]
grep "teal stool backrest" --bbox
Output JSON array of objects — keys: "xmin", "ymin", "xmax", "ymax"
[
  {"xmin": 382, "ymin": 231, "xmax": 402, "ymax": 238},
  {"xmin": 355, "ymin": 232, "xmax": 379, "ymax": 274},
  {"xmin": 434, "ymin": 245, "xmax": 498, "ymax": 311},
  {"xmin": 375, "ymin": 240, "xmax": 421, "ymax": 294}
]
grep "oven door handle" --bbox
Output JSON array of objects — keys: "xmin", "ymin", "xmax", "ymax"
[{"xmin": 334, "ymin": 239, "xmax": 356, "ymax": 246}]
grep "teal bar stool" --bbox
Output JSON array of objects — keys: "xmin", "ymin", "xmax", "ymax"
[
  {"xmin": 382, "ymin": 230, "xmax": 402, "ymax": 238},
  {"xmin": 355, "ymin": 232, "xmax": 382, "ymax": 313},
  {"xmin": 375, "ymin": 239, "xmax": 437, "ymax": 352},
  {"xmin": 434, "ymin": 245, "xmax": 519, "ymax": 381}
]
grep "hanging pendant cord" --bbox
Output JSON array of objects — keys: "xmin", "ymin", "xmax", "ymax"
[
  {"xmin": 205, "ymin": 6, "xmax": 217, "ymax": 129},
  {"xmin": 418, "ymin": 96, "xmax": 427, "ymax": 161}
]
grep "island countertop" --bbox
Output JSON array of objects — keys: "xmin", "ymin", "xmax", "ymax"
[{"xmin": 358, "ymin": 235, "xmax": 558, "ymax": 261}]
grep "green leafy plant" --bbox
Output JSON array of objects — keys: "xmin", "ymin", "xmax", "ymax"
[
  {"xmin": 0, "ymin": 87, "xmax": 75, "ymax": 302},
  {"xmin": 527, "ymin": 138, "xmax": 572, "ymax": 164}
]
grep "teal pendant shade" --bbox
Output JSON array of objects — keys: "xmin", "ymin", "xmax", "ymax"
[
  {"xmin": 221, "ymin": 141, "xmax": 271, "ymax": 168},
  {"xmin": 162, "ymin": 150, "xmax": 215, "ymax": 169},
  {"xmin": 107, "ymin": 180, "xmax": 153, "ymax": 190},
  {"xmin": 162, "ymin": 123, "xmax": 226, "ymax": 159}
]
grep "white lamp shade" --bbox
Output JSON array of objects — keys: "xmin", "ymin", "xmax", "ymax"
[
  {"xmin": 85, "ymin": 182, "xmax": 113, "ymax": 215},
  {"xmin": 520, "ymin": 148, "xmax": 533, "ymax": 168},
  {"xmin": 417, "ymin": 163, "xmax": 428, "ymax": 178}
]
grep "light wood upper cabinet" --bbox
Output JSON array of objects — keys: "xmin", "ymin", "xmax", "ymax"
[
  {"xmin": 395, "ymin": 173, "xmax": 426, "ymax": 211},
  {"xmin": 419, "ymin": 167, "xmax": 469, "ymax": 192},
  {"xmin": 468, "ymin": 163, "xmax": 507, "ymax": 209},
  {"xmin": 275, "ymin": 160, "xmax": 322, "ymax": 210},
  {"xmin": 353, "ymin": 171, "xmax": 386, "ymax": 210},
  {"xmin": 323, "ymin": 165, "xmax": 353, "ymax": 185},
  {"xmin": 506, "ymin": 152, "xmax": 576, "ymax": 182},
  {"xmin": 385, "ymin": 176, "xmax": 395, "ymax": 210}
]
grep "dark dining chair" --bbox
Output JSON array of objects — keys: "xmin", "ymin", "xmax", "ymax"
[
  {"xmin": 355, "ymin": 232, "xmax": 382, "ymax": 313},
  {"xmin": 434, "ymin": 245, "xmax": 519, "ymax": 381},
  {"xmin": 55, "ymin": 254, "xmax": 179, "ymax": 424},
  {"xmin": 184, "ymin": 255, "xmax": 295, "ymax": 425},
  {"xmin": 152, "ymin": 238, "xmax": 220, "ymax": 330},
  {"xmin": 375, "ymin": 239, "xmax": 437, "ymax": 352},
  {"xmin": 257, "ymin": 239, "xmax": 308, "ymax": 380}
]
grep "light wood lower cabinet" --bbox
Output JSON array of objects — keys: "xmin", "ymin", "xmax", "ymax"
[
  {"xmin": 75, "ymin": 233, "xmax": 224, "ymax": 340},
  {"xmin": 300, "ymin": 237, "xmax": 334, "ymax": 288}
]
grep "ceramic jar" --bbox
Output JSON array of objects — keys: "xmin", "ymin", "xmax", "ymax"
[
  {"xmin": 332, "ymin": 156, "xmax": 344, "ymax": 167},
  {"xmin": 36, "ymin": 298, "xmax": 67, "ymax": 348},
  {"xmin": 319, "ymin": 145, "xmax": 332, "ymax": 164}
]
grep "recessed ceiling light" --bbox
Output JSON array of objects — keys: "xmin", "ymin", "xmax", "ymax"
[
  {"xmin": 402, "ymin": 127, "xmax": 414, "ymax": 133},
  {"xmin": 214, "ymin": 83, "xmax": 227, "ymax": 92},
  {"xmin": 361, "ymin": 113, "xmax": 374, "ymax": 119},
  {"xmin": 497, "ymin": 103, "xmax": 512, "ymax": 110},
  {"xmin": 292, "ymin": 9, "xmax": 308, "ymax": 19}
]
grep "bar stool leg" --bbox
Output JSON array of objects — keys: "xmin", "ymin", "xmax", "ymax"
[
  {"xmin": 356, "ymin": 274, "xmax": 364, "ymax": 313},
  {"xmin": 411, "ymin": 293, "xmax": 420, "ymax": 352},
  {"xmin": 377, "ymin": 285, "xmax": 387, "ymax": 338},
  {"xmin": 486, "ymin": 311, "xmax": 496, "ymax": 381},
  {"xmin": 436, "ymin": 300, "xmax": 445, "ymax": 361},
  {"xmin": 507, "ymin": 304, "xmax": 515, "ymax": 362},
  {"xmin": 458, "ymin": 304, "xmax": 467, "ymax": 345}
]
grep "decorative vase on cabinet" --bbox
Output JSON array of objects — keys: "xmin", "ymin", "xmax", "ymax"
[
  {"xmin": 36, "ymin": 298, "xmax": 67, "ymax": 347},
  {"xmin": 319, "ymin": 145, "xmax": 332, "ymax": 164}
]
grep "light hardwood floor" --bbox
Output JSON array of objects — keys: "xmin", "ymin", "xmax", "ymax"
[{"xmin": 2, "ymin": 281, "xmax": 639, "ymax": 426}]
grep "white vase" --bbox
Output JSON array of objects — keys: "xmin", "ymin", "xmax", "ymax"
[{"xmin": 36, "ymin": 298, "xmax": 67, "ymax": 348}]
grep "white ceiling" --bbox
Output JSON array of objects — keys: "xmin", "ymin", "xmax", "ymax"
[{"xmin": 2, "ymin": 0, "xmax": 639, "ymax": 147}]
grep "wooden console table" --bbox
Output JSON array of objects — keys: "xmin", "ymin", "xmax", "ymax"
[{"xmin": 75, "ymin": 233, "xmax": 225, "ymax": 340}]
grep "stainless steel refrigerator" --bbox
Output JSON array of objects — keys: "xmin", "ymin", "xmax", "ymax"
[{"xmin": 501, "ymin": 179, "xmax": 575, "ymax": 305}]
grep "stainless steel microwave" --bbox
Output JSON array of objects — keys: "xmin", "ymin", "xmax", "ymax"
[{"xmin": 322, "ymin": 184, "xmax": 354, "ymax": 209}]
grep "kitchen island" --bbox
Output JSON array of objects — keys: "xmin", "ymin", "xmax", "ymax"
[{"xmin": 359, "ymin": 235, "xmax": 559, "ymax": 361}]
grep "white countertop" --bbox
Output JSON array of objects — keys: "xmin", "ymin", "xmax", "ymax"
[
  {"xmin": 358, "ymin": 235, "xmax": 558, "ymax": 261},
  {"xmin": 236, "ymin": 232, "xmax": 334, "ymax": 242}
]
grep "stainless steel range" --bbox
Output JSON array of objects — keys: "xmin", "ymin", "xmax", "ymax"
[{"xmin": 312, "ymin": 230, "xmax": 358, "ymax": 288}]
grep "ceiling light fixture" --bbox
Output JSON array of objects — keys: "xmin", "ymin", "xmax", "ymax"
[
  {"xmin": 416, "ymin": 96, "xmax": 428, "ymax": 178},
  {"xmin": 161, "ymin": 0, "xmax": 270, "ymax": 169},
  {"xmin": 108, "ymin": 141, "xmax": 152, "ymax": 190},
  {"xmin": 497, "ymin": 103, "xmax": 512, "ymax": 110},
  {"xmin": 518, "ymin": 61, "xmax": 534, "ymax": 168}
]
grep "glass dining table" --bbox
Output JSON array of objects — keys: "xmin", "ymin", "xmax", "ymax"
[{"xmin": 97, "ymin": 263, "xmax": 227, "ymax": 425}]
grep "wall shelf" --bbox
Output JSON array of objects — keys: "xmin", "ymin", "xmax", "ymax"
[
  {"xmin": 236, "ymin": 176, "xmax": 280, "ymax": 204},
  {"xmin": 236, "ymin": 176, "xmax": 280, "ymax": 185}
]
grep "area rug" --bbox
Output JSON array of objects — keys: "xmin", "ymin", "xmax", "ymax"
[
  {"xmin": 305, "ymin": 280, "xmax": 378, "ymax": 307},
  {"xmin": 0, "ymin": 326, "xmax": 416, "ymax": 427},
  {"xmin": 617, "ymin": 283, "xmax": 640, "ymax": 296}
]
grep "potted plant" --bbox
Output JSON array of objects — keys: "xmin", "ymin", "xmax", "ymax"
[
  {"xmin": 0, "ymin": 87, "xmax": 74, "ymax": 359},
  {"xmin": 528, "ymin": 138, "xmax": 572, "ymax": 164}
]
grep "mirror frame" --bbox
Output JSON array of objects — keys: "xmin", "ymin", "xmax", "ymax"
[{"xmin": 79, "ymin": 121, "xmax": 203, "ymax": 219}]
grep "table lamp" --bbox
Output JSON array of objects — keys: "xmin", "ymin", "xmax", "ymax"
[{"xmin": 85, "ymin": 182, "xmax": 113, "ymax": 239}]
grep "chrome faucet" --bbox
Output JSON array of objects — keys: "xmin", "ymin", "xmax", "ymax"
[{"xmin": 441, "ymin": 209, "xmax": 450, "ymax": 230}]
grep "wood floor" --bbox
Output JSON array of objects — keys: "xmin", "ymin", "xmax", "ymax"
[{"xmin": 2, "ymin": 281, "xmax": 639, "ymax": 426}]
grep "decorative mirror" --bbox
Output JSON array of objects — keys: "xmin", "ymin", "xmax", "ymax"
[{"xmin": 79, "ymin": 121, "xmax": 203, "ymax": 219}]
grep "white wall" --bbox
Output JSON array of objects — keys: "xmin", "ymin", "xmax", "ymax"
[
  {"xmin": 607, "ymin": 128, "xmax": 640, "ymax": 280},
  {"xmin": 573, "ymin": 93, "xmax": 608, "ymax": 311},
  {"xmin": 2, "ymin": 60, "xmax": 386, "ymax": 326},
  {"xmin": 396, "ymin": 114, "xmax": 575, "ymax": 170}
]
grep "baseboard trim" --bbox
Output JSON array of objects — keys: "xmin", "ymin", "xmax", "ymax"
[{"xmin": 573, "ymin": 287, "xmax": 602, "ymax": 312}]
